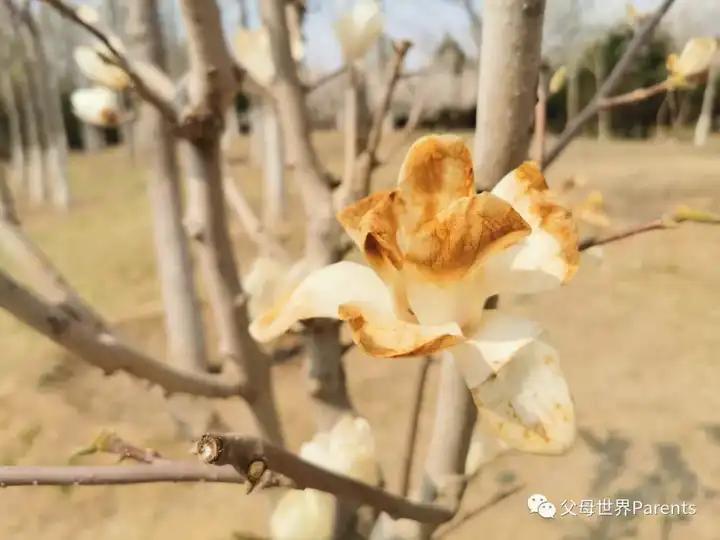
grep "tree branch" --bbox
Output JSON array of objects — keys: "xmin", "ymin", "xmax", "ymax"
[
  {"xmin": 71, "ymin": 431, "xmax": 163, "ymax": 464},
  {"xmin": 40, "ymin": 0, "xmax": 177, "ymax": 121},
  {"xmin": 598, "ymin": 80, "xmax": 671, "ymax": 109},
  {"xmin": 305, "ymin": 65, "xmax": 347, "ymax": 94},
  {"xmin": 378, "ymin": 88, "xmax": 426, "ymax": 164},
  {"xmin": 579, "ymin": 205, "xmax": 720, "ymax": 251},
  {"xmin": 196, "ymin": 433, "xmax": 456, "ymax": 525},
  {"xmin": 542, "ymin": 0, "xmax": 677, "ymax": 169},
  {"xmin": 336, "ymin": 40, "xmax": 412, "ymax": 208},
  {"xmin": 0, "ymin": 268, "xmax": 244, "ymax": 398},
  {"xmin": 399, "ymin": 355, "xmax": 433, "ymax": 498},
  {"xmin": 0, "ymin": 463, "xmax": 282, "ymax": 487}
]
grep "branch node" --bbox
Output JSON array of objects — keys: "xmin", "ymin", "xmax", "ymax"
[
  {"xmin": 195, "ymin": 433, "xmax": 223, "ymax": 464},
  {"xmin": 246, "ymin": 459, "xmax": 268, "ymax": 494}
]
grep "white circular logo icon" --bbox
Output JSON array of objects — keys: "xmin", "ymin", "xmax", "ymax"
[
  {"xmin": 527, "ymin": 493, "xmax": 548, "ymax": 513},
  {"xmin": 538, "ymin": 501, "xmax": 557, "ymax": 519}
]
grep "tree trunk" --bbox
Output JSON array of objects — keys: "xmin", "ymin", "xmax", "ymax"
[
  {"xmin": 29, "ymin": 5, "xmax": 71, "ymax": 210},
  {"xmin": 260, "ymin": 98, "xmax": 286, "ymax": 231},
  {"xmin": 474, "ymin": 0, "xmax": 545, "ymax": 189},
  {"xmin": 594, "ymin": 45, "xmax": 611, "ymax": 140},
  {"xmin": 107, "ymin": 0, "xmax": 137, "ymax": 161},
  {"xmin": 20, "ymin": 51, "xmax": 50, "ymax": 205},
  {"xmin": 566, "ymin": 63, "xmax": 580, "ymax": 123},
  {"xmin": 249, "ymin": 104, "xmax": 264, "ymax": 167},
  {"xmin": 0, "ymin": 56, "xmax": 26, "ymax": 192},
  {"xmin": 694, "ymin": 59, "xmax": 719, "ymax": 147},
  {"xmin": 530, "ymin": 69, "xmax": 549, "ymax": 165},
  {"xmin": 125, "ymin": 0, "xmax": 209, "ymax": 377}
]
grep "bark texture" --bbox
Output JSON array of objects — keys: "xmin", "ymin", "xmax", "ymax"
[
  {"xmin": 126, "ymin": 0, "xmax": 209, "ymax": 374},
  {"xmin": 473, "ymin": 0, "xmax": 545, "ymax": 190}
]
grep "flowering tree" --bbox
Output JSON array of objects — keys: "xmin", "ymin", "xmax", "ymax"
[{"xmin": 2, "ymin": 0, "xmax": 720, "ymax": 540}]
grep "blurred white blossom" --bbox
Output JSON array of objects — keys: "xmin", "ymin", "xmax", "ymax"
[
  {"xmin": 333, "ymin": 0, "xmax": 384, "ymax": 63},
  {"xmin": 270, "ymin": 414, "xmax": 380, "ymax": 540},
  {"xmin": 71, "ymin": 87, "xmax": 122, "ymax": 127},
  {"xmin": 74, "ymin": 46, "xmax": 130, "ymax": 91}
]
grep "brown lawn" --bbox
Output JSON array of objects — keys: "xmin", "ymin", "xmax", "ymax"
[{"xmin": 1, "ymin": 132, "xmax": 719, "ymax": 539}]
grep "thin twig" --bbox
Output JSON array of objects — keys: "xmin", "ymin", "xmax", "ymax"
[
  {"xmin": 542, "ymin": 0, "xmax": 677, "ymax": 169},
  {"xmin": 363, "ymin": 41, "xmax": 412, "ymax": 163},
  {"xmin": 598, "ymin": 80, "xmax": 671, "ymax": 109},
  {"xmin": 40, "ymin": 0, "xmax": 177, "ymax": 121},
  {"xmin": 337, "ymin": 40, "xmax": 412, "ymax": 207},
  {"xmin": 435, "ymin": 484, "xmax": 525, "ymax": 538},
  {"xmin": 378, "ymin": 88, "xmax": 426, "ymax": 164},
  {"xmin": 579, "ymin": 205, "xmax": 720, "ymax": 251},
  {"xmin": 305, "ymin": 65, "xmax": 347, "ymax": 93},
  {"xmin": 195, "ymin": 433, "xmax": 456, "ymax": 524},
  {"xmin": 0, "ymin": 463, "xmax": 286, "ymax": 487},
  {"xmin": 399, "ymin": 355, "xmax": 433, "ymax": 498},
  {"xmin": 71, "ymin": 431, "xmax": 163, "ymax": 464}
]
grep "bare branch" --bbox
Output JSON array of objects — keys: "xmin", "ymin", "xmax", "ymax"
[
  {"xmin": 378, "ymin": 89, "xmax": 426, "ymax": 164},
  {"xmin": 305, "ymin": 66, "xmax": 347, "ymax": 94},
  {"xmin": 40, "ymin": 0, "xmax": 177, "ymax": 121},
  {"xmin": 71, "ymin": 431, "xmax": 163, "ymax": 464},
  {"xmin": 336, "ymin": 40, "xmax": 412, "ymax": 207},
  {"xmin": 399, "ymin": 355, "xmax": 433, "ymax": 498},
  {"xmin": 0, "ymin": 269, "xmax": 243, "ymax": 398},
  {"xmin": 543, "ymin": 0, "xmax": 677, "ymax": 169},
  {"xmin": 0, "ymin": 463, "xmax": 278, "ymax": 487},
  {"xmin": 196, "ymin": 433, "xmax": 456, "ymax": 524},
  {"xmin": 0, "ymin": 165, "xmax": 19, "ymax": 224},
  {"xmin": 363, "ymin": 41, "xmax": 412, "ymax": 161},
  {"xmin": 579, "ymin": 206, "xmax": 720, "ymax": 251},
  {"xmin": 598, "ymin": 80, "xmax": 671, "ymax": 109}
]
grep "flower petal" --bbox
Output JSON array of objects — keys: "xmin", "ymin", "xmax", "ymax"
[
  {"xmin": 337, "ymin": 189, "xmax": 403, "ymax": 278},
  {"xmin": 395, "ymin": 134, "xmax": 476, "ymax": 242},
  {"xmin": 338, "ymin": 301, "xmax": 462, "ymax": 358},
  {"xmin": 402, "ymin": 193, "xmax": 530, "ymax": 330},
  {"xmin": 233, "ymin": 29, "xmax": 275, "ymax": 87},
  {"xmin": 465, "ymin": 427, "xmax": 509, "ymax": 475},
  {"xmin": 270, "ymin": 489, "xmax": 335, "ymax": 540},
  {"xmin": 672, "ymin": 37, "xmax": 718, "ymax": 80},
  {"xmin": 487, "ymin": 162, "xmax": 580, "ymax": 294},
  {"xmin": 249, "ymin": 261, "xmax": 395, "ymax": 343},
  {"xmin": 454, "ymin": 316, "xmax": 575, "ymax": 455},
  {"xmin": 337, "ymin": 190, "xmax": 418, "ymax": 322},
  {"xmin": 71, "ymin": 87, "xmax": 121, "ymax": 127},
  {"xmin": 450, "ymin": 311, "xmax": 544, "ymax": 389},
  {"xmin": 333, "ymin": 0, "xmax": 384, "ymax": 62},
  {"xmin": 73, "ymin": 46, "xmax": 130, "ymax": 91}
]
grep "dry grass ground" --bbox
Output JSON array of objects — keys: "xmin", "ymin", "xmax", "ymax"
[{"xmin": 1, "ymin": 132, "xmax": 720, "ymax": 540}]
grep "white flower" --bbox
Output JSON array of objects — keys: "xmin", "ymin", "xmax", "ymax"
[
  {"xmin": 74, "ymin": 45, "xmax": 130, "ymax": 91},
  {"xmin": 75, "ymin": 5, "xmax": 100, "ymax": 25},
  {"xmin": 233, "ymin": 24, "xmax": 304, "ymax": 89},
  {"xmin": 243, "ymin": 256, "xmax": 313, "ymax": 326},
  {"xmin": 465, "ymin": 427, "xmax": 509, "ymax": 476},
  {"xmin": 333, "ymin": 0, "xmax": 384, "ymax": 63},
  {"xmin": 251, "ymin": 134, "xmax": 581, "ymax": 455},
  {"xmin": 667, "ymin": 38, "xmax": 718, "ymax": 88},
  {"xmin": 270, "ymin": 414, "xmax": 380, "ymax": 540},
  {"xmin": 70, "ymin": 87, "xmax": 122, "ymax": 127},
  {"xmin": 244, "ymin": 256, "xmax": 293, "ymax": 321}
]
